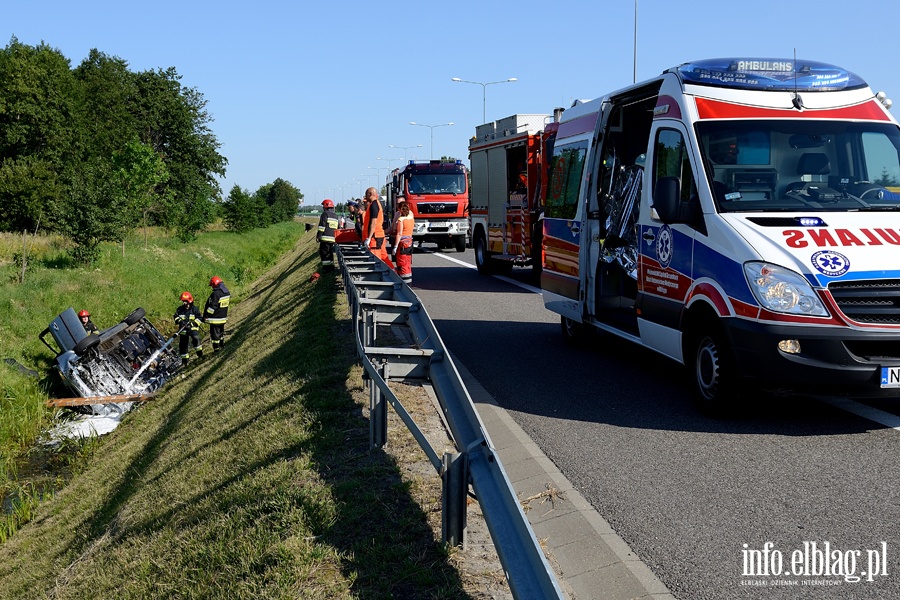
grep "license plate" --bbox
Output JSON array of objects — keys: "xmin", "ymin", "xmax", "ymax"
[
  {"xmin": 880, "ymin": 366, "xmax": 900, "ymax": 388},
  {"xmin": 428, "ymin": 222, "xmax": 448, "ymax": 229}
]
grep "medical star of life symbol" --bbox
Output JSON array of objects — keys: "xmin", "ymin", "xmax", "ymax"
[
  {"xmin": 811, "ymin": 250, "xmax": 850, "ymax": 277},
  {"xmin": 656, "ymin": 225, "xmax": 673, "ymax": 269}
]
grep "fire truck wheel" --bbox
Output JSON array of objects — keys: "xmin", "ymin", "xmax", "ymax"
[
  {"xmin": 474, "ymin": 231, "xmax": 491, "ymax": 275},
  {"xmin": 453, "ymin": 236, "xmax": 466, "ymax": 252},
  {"xmin": 73, "ymin": 333, "xmax": 100, "ymax": 356},
  {"xmin": 689, "ymin": 325, "xmax": 737, "ymax": 413}
]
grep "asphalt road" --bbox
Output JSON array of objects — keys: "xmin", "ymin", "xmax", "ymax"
[{"xmin": 408, "ymin": 246, "xmax": 900, "ymax": 600}]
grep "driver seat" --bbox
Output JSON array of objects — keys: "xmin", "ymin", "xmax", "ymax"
[{"xmin": 786, "ymin": 153, "xmax": 831, "ymax": 194}]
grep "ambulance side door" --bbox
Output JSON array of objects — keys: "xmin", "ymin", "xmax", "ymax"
[{"xmin": 637, "ymin": 124, "xmax": 703, "ymax": 361}]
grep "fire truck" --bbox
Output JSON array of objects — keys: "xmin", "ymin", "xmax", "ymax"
[
  {"xmin": 468, "ymin": 113, "xmax": 560, "ymax": 276},
  {"xmin": 387, "ymin": 160, "xmax": 469, "ymax": 252}
]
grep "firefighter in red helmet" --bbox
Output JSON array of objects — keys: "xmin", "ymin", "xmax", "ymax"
[
  {"xmin": 174, "ymin": 291, "xmax": 204, "ymax": 365},
  {"xmin": 204, "ymin": 276, "xmax": 230, "ymax": 352},
  {"xmin": 317, "ymin": 198, "xmax": 339, "ymax": 271},
  {"xmin": 78, "ymin": 309, "xmax": 99, "ymax": 335}
]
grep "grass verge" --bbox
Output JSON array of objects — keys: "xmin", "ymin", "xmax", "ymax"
[{"xmin": 0, "ymin": 229, "xmax": 481, "ymax": 598}]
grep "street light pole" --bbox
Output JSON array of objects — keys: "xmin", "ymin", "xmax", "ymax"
[
  {"xmin": 409, "ymin": 122, "xmax": 454, "ymax": 160},
  {"xmin": 388, "ymin": 144, "xmax": 423, "ymax": 163},
  {"xmin": 451, "ymin": 77, "xmax": 517, "ymax": 124}
]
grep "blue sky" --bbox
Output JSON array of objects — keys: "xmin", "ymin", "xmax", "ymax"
[{"xmin": 6, "ymin": 1, "xmax": 899, "ymax": 206}]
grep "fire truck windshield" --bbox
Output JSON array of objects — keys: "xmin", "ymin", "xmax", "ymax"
[{"xmin": 407, "ymin": 174, "xmax": 466, "ymax": 195}]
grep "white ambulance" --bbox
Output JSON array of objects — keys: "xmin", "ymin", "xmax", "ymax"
[{"xmin": 540, "ymin": 58, "xmax": 900, "ymax": 410}]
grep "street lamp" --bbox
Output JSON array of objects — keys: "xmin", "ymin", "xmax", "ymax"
[
  {"xmin": 409, "ymin": 122, "xmax": 454, "ymax": 160},
  {"xmin": 450, "ymin": 77, "xmax": 517, "ymax": 124},
  {"xmin": 388, "ymin": 144, "xmax": 423, "ymax": 163}
]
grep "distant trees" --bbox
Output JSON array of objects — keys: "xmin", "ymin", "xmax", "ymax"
[
  {"xmin": 222, "ymin": 178, "xmax": 303, "ymax": 233},
  {"xmin": 0, "ymin": 37, "xmax": 228, "ymax": 262}
]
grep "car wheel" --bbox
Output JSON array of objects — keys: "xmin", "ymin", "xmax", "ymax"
[
  {"xmin": 560, "ymin": 316, "xmax": 586, "ymax": 346},
  {"xmin": 690, "ymin": 325, "xmax": 737, "ymax": 414},
  {"xmin": 73, "ymin": 334, "xmax": 100, "ymax": 356},
  {"xmin": 123, "ymin": 307, "xmax": 146, "ymax": 326}
]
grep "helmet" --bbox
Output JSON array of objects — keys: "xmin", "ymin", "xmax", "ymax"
[
  {"xmin": 322, "ymin": 198, "xmax": 335, "ymax": 209},
  {"xmin": 210, "ymin": 276, "xmax": 222, "ymax": 287},
  {"xmin": 78, "ymin": 310, "xmax": 90, "ymax": 318},
  {"xmin": 180, "ymin": 291, "xmax": 193, "ymax": 303}
]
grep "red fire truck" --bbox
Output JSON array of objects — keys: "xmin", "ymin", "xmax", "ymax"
[
  {"xmin": 468, "ymin": 113, "xmax": 560, "ymax": 276},
  {"xmin": 386, "ymin": 160, "xmax": 469, "ymax": 252}
]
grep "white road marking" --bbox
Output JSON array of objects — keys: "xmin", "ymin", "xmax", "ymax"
[
  {"xmin": 431, "ymin": 253, "xmax": 543, "ymax": 295},
  {"xmin": 819, "ymin": 396, "xmax": 900, "ymax": 432}
]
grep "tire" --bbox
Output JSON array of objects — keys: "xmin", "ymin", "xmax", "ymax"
[
  {"xmin": 73, "ymin": 334, "xmax": 100, "ymax": 356},
  {"xmin": 689, "ymin": 324, "xmax": 737, "ymax": 414},
  {"xmin": 123, "ymin": 307, "xmax": 145, "ymax": 326},
  {"xmin": 474, "ymin": 231, "xmax": 491, "ymax": 275},
  {"xmin": 560, "ymin": 316, "xmax": 586, "ymax": 346},
  {"xmin": 453, "ymin": 236, "xmax": 466, "ymax": 252}
]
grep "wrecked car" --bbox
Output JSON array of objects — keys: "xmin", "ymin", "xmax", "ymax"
[{"xmin": 39, "ymin": 307, "xmax": 181, "ymax": 410}]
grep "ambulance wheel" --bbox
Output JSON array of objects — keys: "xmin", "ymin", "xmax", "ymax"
[
  {"xmin": 73, "ymin": 334, "xmax": 100, "ymax": 356},
  {"xmin": 560, "ymin": 316, "xmax": 586, "ymax": 346},
  {"xmin": 689, "ymin": 325, "xmax": 737, "ymax": 413},
  {"xmin": 474, "ymin": 231, "xmax": 490, "ymax": 275},
  {"xmin": 123, "ymin": 307, "xmax": 145, "ymax": 326}
]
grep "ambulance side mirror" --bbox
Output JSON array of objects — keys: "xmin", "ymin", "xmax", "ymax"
[{"xmin": 652, "ymin": 176, "xmax": 680, "ymax": 223}]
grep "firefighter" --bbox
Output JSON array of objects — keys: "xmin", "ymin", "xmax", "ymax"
[
  {"xmin": 204, "ymin": 276, "xmax": 230, "ymax": 352},
  {"xmin": 392, "ymin": 200, "xmax": 415, "ymax": 283},
  {"xmin": 78, "ymin": 309, "xmax": 99, "ymax": 335},
  {"xmin": 316, "ymin": 198, "xmax": 339, "ymax": 271},
  {"xmin": 361, "ymin": 187, "xmax": 394, "ymax": 268},
  {"xmin": 174, "ymin": 291, "xmax": 203, "ymax": 365}
]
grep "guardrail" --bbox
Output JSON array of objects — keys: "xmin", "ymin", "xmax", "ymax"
[{"xmin": 336, "ymin": 243, "xmax": 564, "ymax": 600}]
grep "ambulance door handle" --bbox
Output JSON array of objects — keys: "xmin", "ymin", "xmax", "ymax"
[
  {"xmin": 569, "ymin": 222, "xmax": 580, "ymax": 234},
  {"xmin": 642, "ymin": 230, "xmax": 655, "ymax": 242}
]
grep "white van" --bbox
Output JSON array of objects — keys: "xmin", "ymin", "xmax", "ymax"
[{"xmin": 540, "ymin": 58, "xmax": 900, "ymax": 410}]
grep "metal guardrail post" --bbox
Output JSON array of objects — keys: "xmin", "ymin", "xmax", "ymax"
[
  {"xmin": 442, "ymin": 451, "xmax": 468, "ymax": 547},
  {"xmin": 370, "ymin": 361, "xmax": 388, "ymax": 449}
]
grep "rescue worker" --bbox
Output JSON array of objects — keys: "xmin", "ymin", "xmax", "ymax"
[
  {"xmin": 78, "ymin": 310, "xmax": 99, "ymax": 335},
  {"xmin": 392, "ymin": 200, "xmax": 415, "ymax": 284},
  {"xmin": 347, "ymin": 200, "xmax": 363, "ymax": 241},
  {"xmin": 174, "ymin": 291, "xmax": 203, "ymax": 365},
  {"xmin": 204, "ymin": 276, "xmax": 230, "ymax": 353},
  {"xmin": 316, "ymin": 198, "xmax": 339, "ymax": 271},
  {"xmin": 361, "ymin": 187, "xmax": 394, "ymax": 268}
]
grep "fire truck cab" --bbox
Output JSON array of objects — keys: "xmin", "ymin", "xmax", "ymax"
[{"xmin": 541, "ymin": 57, "xmax": 900, "ymax": 410}]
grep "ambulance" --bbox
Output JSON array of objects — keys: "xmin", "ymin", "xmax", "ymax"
[{"xmin": 540, "ymin": 57, "xmax": 900, "ymax": 410}]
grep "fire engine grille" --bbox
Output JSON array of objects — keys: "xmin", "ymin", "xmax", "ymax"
[
  {"xmin": 417, "ymin": 202, "xmax": 458, "ymax": 215},
  {"xmin": 828, "ymin": 279, "xmax": 900, "ymax": 325}
]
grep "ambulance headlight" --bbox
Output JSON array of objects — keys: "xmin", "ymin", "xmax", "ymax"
[{"xmin": 744, "ymin": 262, "xmax": 829, "ymax": 317}]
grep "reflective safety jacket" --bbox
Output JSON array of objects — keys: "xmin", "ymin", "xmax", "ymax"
[
  {"xmin": 174, "ymin": 303, "xmax": 203, "ymax": 332},
  {"xmin": 316, "ymin": 209, "xmax": 339, "ymax": 243},
  {"xmin": 363, "ymin": 198, "xmax": 385, "ymax": 239},
  {"xmin": 204, "ymin": 283, "xmax": 231, "ymax": 325}
]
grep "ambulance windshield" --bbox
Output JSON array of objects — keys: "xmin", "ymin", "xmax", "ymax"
[{"xmin": 698, "ymin": 120, "xmax": 900, "ymax": 212}]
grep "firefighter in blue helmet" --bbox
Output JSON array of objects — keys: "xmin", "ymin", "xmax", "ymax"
[
  {"xmin": 317, "ymin": 198, "xmax": 339, "ymax": 271},
  {"xmin": 204, "ymin": 276, "xmax": 230, "ymax": 352},
  {"xmin": 174, "ymin": 291, "xmax": 203, "ymax": 365}
]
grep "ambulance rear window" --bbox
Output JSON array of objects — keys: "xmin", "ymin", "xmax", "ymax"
[{"xmin": 674, "ymin": 58, "xmax": 867, "ymax": 92}]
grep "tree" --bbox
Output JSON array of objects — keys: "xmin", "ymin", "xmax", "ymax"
[
  {"xmin": 223, "ymin": 184, "xmax": 257, "ymax": 233},
  {"xmin": 0, "ymin": 156, "xmax": 61, "ymax": 232},
  {"xmin": 111, "ymin": 138, "xmax": 169, "ymax": 250},
  {"xmin": 266, "ymin": 178, "xmax": 301, "ymax": 223}
]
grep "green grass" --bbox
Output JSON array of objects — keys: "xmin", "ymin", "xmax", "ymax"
[{"xmin": 0, "ymin": 227, "xmax": 475, "ymax": 598}]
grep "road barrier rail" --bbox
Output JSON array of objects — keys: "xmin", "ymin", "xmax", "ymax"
[{"xmin": 336, "ymin": 243, "xmax": 564, "ymax": 600}]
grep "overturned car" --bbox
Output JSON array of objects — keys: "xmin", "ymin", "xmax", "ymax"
[{"xmin": 39, "ymin": 307, "xmax": 181, "ymax": 410}]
